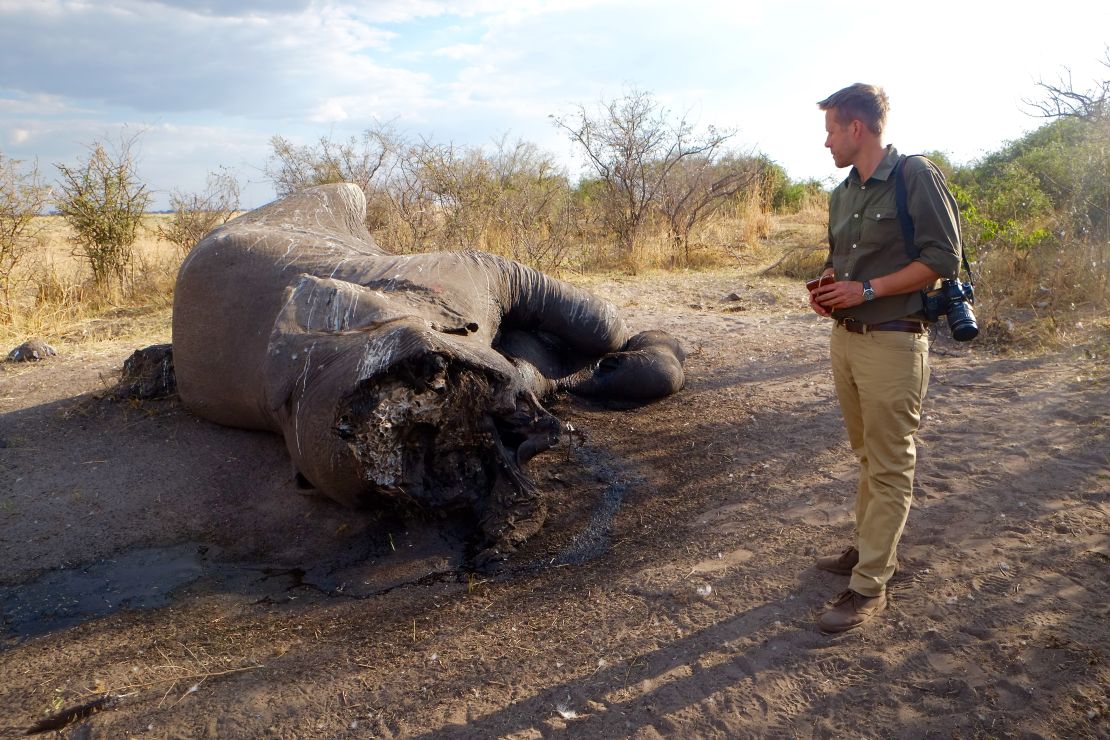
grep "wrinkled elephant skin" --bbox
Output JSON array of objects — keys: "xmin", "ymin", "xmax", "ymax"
[{"xmin": 172, "ymin": 184, "xmax": 684, "ymax": 561}]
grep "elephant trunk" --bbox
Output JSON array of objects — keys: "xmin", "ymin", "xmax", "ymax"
[{"xmin": 496, "ymin": 257, "xmax": 629, "ymax": 358}]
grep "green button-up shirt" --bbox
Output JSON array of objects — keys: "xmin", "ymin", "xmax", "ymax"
[{"xmin": 825, "ymin": 146, "xmax": 962, "ymax": 324}]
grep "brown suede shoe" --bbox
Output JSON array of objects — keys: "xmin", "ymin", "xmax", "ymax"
[
  {"xmin": 818, "ymin": 589, "xmax": 887, "ymax": 634},
  {"xmin": 815, "ymin": 546, "xmax": 858, "ymax": 576}
]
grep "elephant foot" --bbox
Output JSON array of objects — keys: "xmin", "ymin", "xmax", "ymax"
[
  {"xmin": 336, "ymin": 352, "xmax": 561, "ymax": 557},
  {"xmin": 564, "ymin": 330, "xmax": 686, "ymax": 402}
]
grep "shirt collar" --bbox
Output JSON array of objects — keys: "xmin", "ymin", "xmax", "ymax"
[{"xmin": 845, "ymin": 145, "xmax": 901, "ymax": 187}]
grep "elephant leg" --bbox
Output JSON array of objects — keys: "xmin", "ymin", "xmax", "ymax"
[{"xmin": 565, "ymin": 330, "xmax": 686, "ymax": 401}]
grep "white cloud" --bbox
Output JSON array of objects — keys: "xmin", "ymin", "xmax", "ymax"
[
  {"xmin": 0, "ymin": 1, "xmax": 417, "ymax": 119},
  {"xmin": 0, "ymin": 92, "xmax": 86, "ymax": 116},
  {"xmin": 146, "ymin": 0, "xmax": 314, "ymax": 17},
  {"xmin": 310, "ymin": 99, "xmax": 351, "ymax": 123},
  {"xmin": 434, "ymin": 43, "xmax": 483, "ymax": 60},
  {"xmin": 1, "ymin": 0, "xmax": 1107, "ymax": 210}
]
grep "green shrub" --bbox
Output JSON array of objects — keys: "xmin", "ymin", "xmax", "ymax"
[{"xmin": 54, "ymin": 135, "xmax": 151, "ymax": 290}]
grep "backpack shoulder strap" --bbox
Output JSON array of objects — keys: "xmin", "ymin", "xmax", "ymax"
[
  {"xmin": 895, "ymin": 153, "xmax": 974, "ymax": 283},
  {"xmin": 893, "ymin": 154, "xmax": 919, "ymax": 260}
]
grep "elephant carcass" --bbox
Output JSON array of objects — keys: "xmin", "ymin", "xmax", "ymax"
[{"xmin": 172, "ymin": 183, "xmax": 684, "ymax": 560}]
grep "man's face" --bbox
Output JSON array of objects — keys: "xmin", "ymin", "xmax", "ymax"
[{"xmin": 824, "ymin": 108, "xmax": 857, "ymax": 169}]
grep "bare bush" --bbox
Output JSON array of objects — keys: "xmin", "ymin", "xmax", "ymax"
[
  {"xmin": 0, "ymin": 152, "xmax": 50, "ymax": 322},
  {"xmin": 159, "ymin": 168, "xmax": 241, "ymax": 254},
  {"xmin": 409, "ymin": 139, "xmax": 498, "ymax": 250},
  {"xmin": 655, "ymin": 152, "xmax": 761, "ymax": 264},
  {"xmin": 1025, "ymin": 48, "xmax": 1109, "ymax": 122},
  {"xmin": 364, "ymin": 133, "xmax": 576, "ymax": 268},
  {"xmin": 488, "ymin": 137, "xmax": 577, "ymax": 271},
  {"xmin": 267, "ymin": 124, "xmax": 410, "ymax": 235},
  {"xmin": 265, "ymin": 115, "xmax": 768, "ymax": 274},
  {"xmin": 377, "ymin": 146, "xmax": 439, "ymax": 251},
  {"xmin": 552, "ymin": 87, "xmax": 736, "ymax": 265},
  {"xmin": 54, "ymin": 133, "xmax": 151, "ymax": 289},
  {"xmin": 266, "ymin": 127, "xmax": 394, "ymax": 197}
]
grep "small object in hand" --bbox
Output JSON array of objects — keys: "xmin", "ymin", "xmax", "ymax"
[
  {"xmin": 806, "ymin": 274, "xmax": 835, "ymax": 292},
  {"xmin": 807, "ymin": 274, "xmax": 836, "ymax": 310}
]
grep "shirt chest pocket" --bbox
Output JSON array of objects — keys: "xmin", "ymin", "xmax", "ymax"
[{"xmin": 859, "ymin": 209, "xmax": 901, "ymax": 249}]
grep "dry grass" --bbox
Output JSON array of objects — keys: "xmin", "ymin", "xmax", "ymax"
[
  {"xmin": 2, "ymin": 207, "xmax": 1104, "ymax": 358},
  {"xmin": 973, "ymin": 240, "xmax": 1110, "ymax": 353},
  {"xmin": 1, "ymin": 214, "xmax": 178, "ymax": 347},
  {"xmin": 755, "ymin": 212, "xmax": 828, "ymax": 280},
  {"xmin": 569, "ymin": 187, "xmax": 782, "ymax": 275}
]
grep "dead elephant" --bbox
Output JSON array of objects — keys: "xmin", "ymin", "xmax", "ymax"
[{"xmin": 171, "ymin": 183, "xmax": 684, "ymax": 562}]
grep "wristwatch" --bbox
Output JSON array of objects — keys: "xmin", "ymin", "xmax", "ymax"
[{"xmin": 862, "ymin": 281, "xmax": 876, "ymax": 302}]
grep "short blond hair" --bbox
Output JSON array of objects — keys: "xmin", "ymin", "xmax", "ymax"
[{"xmin": 817, "ymin": 83, "xmax": 889, "ymax": 135}]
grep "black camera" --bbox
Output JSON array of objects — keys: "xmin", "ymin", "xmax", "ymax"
[{"xmin": 924, "ymin": 279, "xmax": 979, "ymax": 341}]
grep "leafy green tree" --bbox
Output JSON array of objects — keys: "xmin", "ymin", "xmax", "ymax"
[
  {"xmin": 947, "ymin": 55, "xmax": 1110, "ymax": 318},
  {"xmin": 959, "ymin": 53, "xmax": 1110, "ymax": 247},
  {"xmin": 55, "ymin": 133, "xmax": 151, "ymax": 289},
  {"xmin": 921, "ymin": 150, "xmax": 955, "ymax": 179},
  {"xmin": 953, "ymin": 115, "xmax": 1108, "ymax": 251},
  {"xmin": 755, "ymin": 158, "xmax": 825, "ymax": 214}
]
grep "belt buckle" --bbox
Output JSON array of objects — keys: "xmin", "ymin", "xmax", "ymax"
[{"xmin": 842, "ymin": 318, "xmax": 866, "ymax": 334}]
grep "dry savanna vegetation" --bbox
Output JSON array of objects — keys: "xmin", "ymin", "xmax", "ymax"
[{"xmin": 2, "ymin": 80, "xmax": 1108, "ymax": 356}]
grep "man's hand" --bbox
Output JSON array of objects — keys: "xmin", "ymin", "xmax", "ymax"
[
  {"xmin": 812, "ymin": 260, "xmax": 941, "ymax": 315},
  {"xmin": 809, "ymin": 287, "xmax": 833, "ymax": 316},
  {"xmin": 811, "ymin": 261, "xmax": 944, "ymax": 314},
  {"xmin": 813, "ymin": 280, "xmax": 865, "ymax": 312},
  {"xmin": 812, "ymin": 270, "xmax": 861, "ymax": 317}
]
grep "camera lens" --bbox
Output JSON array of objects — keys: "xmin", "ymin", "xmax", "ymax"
[{"xmin": 947, "ymin": 302, "xmax": 979, "ymax": 341}]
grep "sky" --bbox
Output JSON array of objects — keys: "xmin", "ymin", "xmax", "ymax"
[{"xmin": 1, "ymin": 0, "xmax": 1107, "ymax": 210}]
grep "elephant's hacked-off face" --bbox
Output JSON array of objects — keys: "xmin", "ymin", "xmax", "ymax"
[{"xmin": 171, "ymin": 184, "xmax": 684, "ymax": 560}]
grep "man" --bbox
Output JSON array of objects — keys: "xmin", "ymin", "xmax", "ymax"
[{"xmin": 808, "ymin": 83, "xmax": 961, "ymax": 633}]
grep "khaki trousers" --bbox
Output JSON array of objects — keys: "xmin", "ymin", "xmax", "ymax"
[{"xmin": 830, "ymin": 324, "xmax": 930, "ymax": 597}]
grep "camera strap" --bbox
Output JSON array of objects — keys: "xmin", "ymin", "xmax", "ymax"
[{"xmin": 893, "ymin": 155, "xmax": 974, "ymax": 284}]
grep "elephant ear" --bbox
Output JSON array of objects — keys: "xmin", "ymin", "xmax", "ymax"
[
  {"xmin": 263, "ymin": 273, "xmax": 517, "ymax": 414},
  {"xmin": 274, "ymin": 273, "xmax": 412, "ymax": 334},
  {"xmin": 263, "ymin": 274, "xmax": 412, "ymax": 412}
]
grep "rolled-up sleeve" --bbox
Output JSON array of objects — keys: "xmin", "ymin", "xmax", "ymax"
[{"xmin": 906, "ymin": 164, "xmax": 961, "ymax": 279}]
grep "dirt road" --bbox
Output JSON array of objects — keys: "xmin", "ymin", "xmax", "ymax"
[{"xmin": 1, "ymin": 270, "xmax": 1106, "ymax": 738}]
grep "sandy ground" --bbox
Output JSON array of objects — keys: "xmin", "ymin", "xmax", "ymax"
[{"xmin": 0, "ymin": 270, "xmax": 1107, "ymax": 738}]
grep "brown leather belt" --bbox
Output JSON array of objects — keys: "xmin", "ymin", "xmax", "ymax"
[{"xmin": 837, "ymin": 318, "xmax": 925, "ymax": 334}]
